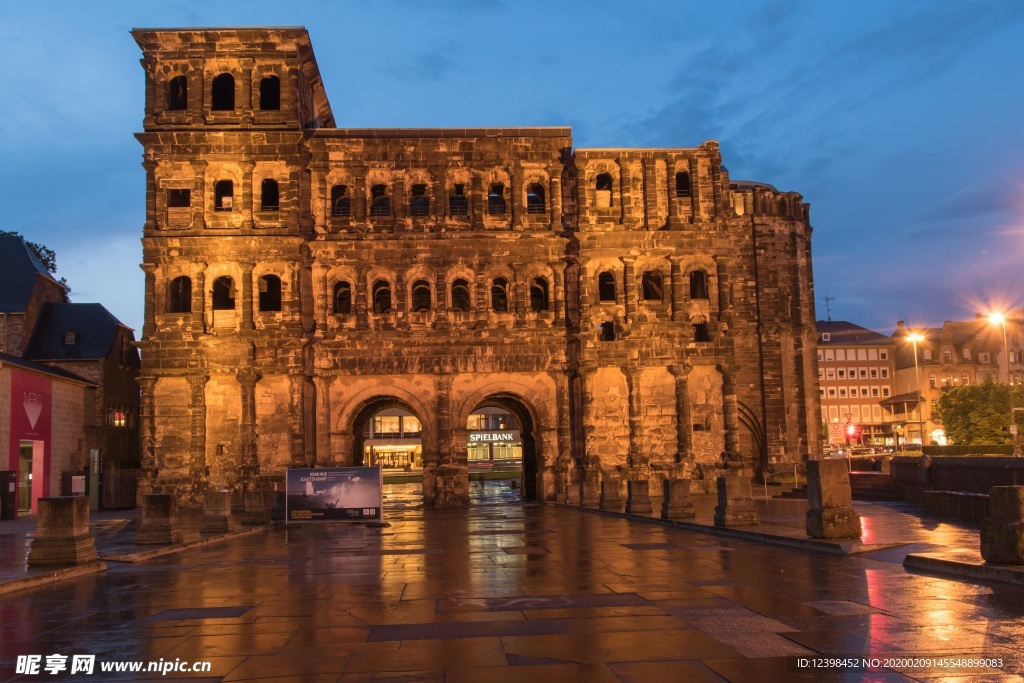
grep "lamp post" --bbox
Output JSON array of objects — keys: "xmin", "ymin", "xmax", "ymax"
[
  {"xmin": 907, "ymin": 332, "xmax": 925, "ymax": 450},
  {"xmin": 990, "ymin": 313, "xmax": 1021, "ymax": 456}
]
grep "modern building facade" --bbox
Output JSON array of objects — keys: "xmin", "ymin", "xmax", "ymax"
[{"xmin": 133, "ymin": 27, "xmax": 820, "ymax": 506}]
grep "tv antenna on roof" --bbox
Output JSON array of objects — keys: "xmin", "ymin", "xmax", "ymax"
[{"xmin": 821, "ymin": 295, "xmax": 834, "ymax": 322}]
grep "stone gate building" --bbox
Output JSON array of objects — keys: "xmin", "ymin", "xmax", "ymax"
[{"xmin": 133, "ymin": 27, "xmax": 821, "ymax": 506}]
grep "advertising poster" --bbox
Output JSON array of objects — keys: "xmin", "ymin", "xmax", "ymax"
[{"xmin": 285, "ymin": 467, "xmax": 382, "ymax": 522}]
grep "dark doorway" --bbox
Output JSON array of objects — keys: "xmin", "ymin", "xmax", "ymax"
[{"xmin": 467, "ymin": 395, "xmax": 539, "ymax": 501}]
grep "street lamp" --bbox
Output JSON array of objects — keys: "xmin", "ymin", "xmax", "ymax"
[
  {"xmin": 989, "ymin": 313, "xmax": 1021, "ymax": 456},
  {"xmin": 907, "ymin": 332, "xmax": 926, "ymax": 450}
]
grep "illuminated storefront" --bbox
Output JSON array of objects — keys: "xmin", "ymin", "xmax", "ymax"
[
  {"xmin": 362, "ymin": 408, "xmax": 422, "ymax": 469},
  {"xmin": 467, "ymin": 408, "xmax": 522, "ymax": 467}
]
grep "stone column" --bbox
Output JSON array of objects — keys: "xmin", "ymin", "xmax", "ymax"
[
  {"xmin": 312, "ymin": 375, "xmax": 334, "ymax": 467},
  {"xmin": 316, "ymin": 266, "xmax": 328, "ymax": 334},
  {"xmin": 670, "ymin": 259, "xmax": 684, "ymax": 322},
  {"xmin": 551, "ymin": 369, "xmax": 574, "ymax": 500},
  {"xmin": 141, "ymin": 263, "xmax": 157, "ymax": 339},
  {"xmin": 475, "ymin": 274, "xmax": 489, "ymax": 326},
  {"xmin": 713, "ymin": 476, "xmax": 759, "ymax": 526},
  {"xmin": 720, "ymin": 366, "xmax": 740, "ymax": 460},
  {"xmin": 241, "ymin": 160, "xmax": 255, "ymax": 230},
  {"xmin": 549, "ymin": 260, "xmax": 565, "ymax": 325},
  {"xmin": 395, "ymin": 270, "xmax": 407, "ymax": 325},
  {"xmin": 548, "ymin": 167, "xmax": 562, "ymax": 229},
  {"xmin": 353, "ymin": 168, "xmax": 367, "ymax": 220},
  {"xmin": 312, "ymin": 164, "xmax": 328, "ymax": 235},
  {"xmin": 621, "ymin": 257, "xmax": 636, "ymax": 322},
  {"xmin": 194, "ymin": 265, "xmax": 207, "ymax": 334},
  {"xmin": 143, "ymin": 159, "xmax": 158, "ymax": 231},
  {"xmin": 805, "ymin": 460, "xmax": 861, "ymax": 539},
  {"xmin": 187, "ymin": 373, "xmax": 208, "ymax": 493},
  {"xmin": 355, "ymin": 268, "xmax": 368, "ymax": 330},
  {"xmin": 27, "ymin": 497, "xmax": 97, "ymax": 566},
  {"xmin": 191, "ymin": 160, "xmax": 207, "ymax": 229},
  {"xmin": 513, "ymin": 270, "xmax": 527, "ymax": 324},
  {"xmin": 141, "ymin": 57, "xmax": 156, "ymax": 128},
  {"xmin": 669, "ymin": 364, "xmax": 692, "ymax": 463},
  {"xmin": 511, "ymin": 163, "xmax": 524, "ymax": 230},
  {"xmin": 626, "ymin": 480, "xmax": 653, "ymax": 514},
  {"xmin": 138, "ymin": 376, "xmax": 158, "ymax": 490},
  {"xmin": 981, "ymin": 486, "xmax": 1024, "ymax": 564},
  {"xmin": 240, "ymin": 58, "xmax": 254, "ymax": 125},
  {"xmin": 200, "ymin": 491, "xmax": 231, "ymax": 533},
  {"xmin": 470, "ymin": 173, "xmax": 485, "ymax": 231},
  {"xmin": 137, "ymin": 494, "xmax": 182, "ymax": 545},
  {"xmin": 434, "ymin": 271, "xmax": 449, "ymax": 329},
  {"xmin": 238, "ymin": 369, "xmax": 260, "ymax": 483},
  {"xmin": 625, "ymin": 366, "xmax": 647, "ymax": 473},
  {"xmin": 241, "ymin": 262, "xmax": 255, "ymax": 330},
  {"xmin": 662, "ymin": 478, "xmax": 695, "ymax": 519}
]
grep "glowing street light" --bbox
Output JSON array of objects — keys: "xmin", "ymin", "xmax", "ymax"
[
  {"xmin": 989, "ymin": 313, "xmax": 1021, "ymax": 456},
  {"xmin": 906, "ymin": 332, "xmax": 926, "ymax": 450}
]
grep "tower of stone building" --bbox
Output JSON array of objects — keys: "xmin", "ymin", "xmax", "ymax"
[{"xmin": 133, "ymin": 27, "xmax": 819, "ymax": 507}]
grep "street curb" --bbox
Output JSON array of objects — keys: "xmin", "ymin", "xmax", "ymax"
[
  {"xmin": 100, "ymin": 524, "xmax": 273, "ymax": 563},
  {"xmin": 0, "ymin": 562, "xmax": 107, "ymax": 597},
  {"xmin": 904, "ymin": 552, "xmax": 1024, "ymax": 586}
]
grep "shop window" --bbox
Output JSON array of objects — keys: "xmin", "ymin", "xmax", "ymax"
[
  {"xmin": 600, "ymin": 322, "xmax": 615, "ymax": 341},
  {"xmin": 675, "ymin": 171, "xmax": 691, "ymax": 198},
  {"xmin": 530, "ymin": 278, "xmax": 549, "ymax": 311},
  {"xmin": 690, "ymin": 270, "xmax": 709, "ymax": 299},
  {"xmin": 167, "ymin": 276, "xmax": 192, "ymax": 313},
  {"xmin": 370, "ymin": 184, "xmax": 390, "ymax": 217},
  {"xmin": 333, "ymin": 282, "xmax": 351, "ymax": 315},
  {"xmin": 526, "ymin": 184, "xmax": 545, "ymax": 214},
  {"xmin": 451, "ymin": 279, "xmax": 471, "ymax": 312},
  {"xmin": 372, "ymin": 280, "xmax": 392, "ymax": 314},
  {"xmin": 598, "ymin": 271, "xmax": 616, "ymax": 302},
  {"xmin": 168, "ymin": 189, "xmax": 190, "ymax": 207},
  {"xmin": 641, "ymin": 271, "xmax": 663, "ymax": 301},
  {"xmin": 261, "ymin": 179, "xmax": 279, "ymax": 211},
  {"xmin": 214, "ymin": 180, "xmax": 233, "ymax": 211},
  {"xmin": 167, "ymin": 75, "xmax": 188, "ymax": 111},
  {"xmin": 331, "ymin": 185, "xmax": 351, "ymax": 217},
  {"xmin": 694, "ymin": 322, "xmax": 710, "ymax": 342},
  {"xmin": 449, "ymin": 184, "xmax": 468, "ymax": 216},
  {"xmin": 411, "ymin": 280, "xmax": 431, "ymax": 312},
  {"xmin": 259, "ymin": 75, "xmax": 280, "ymax": 111},
  {"xmin": 488, "ymin": 183, "xmax": 506, "ymax": 215},
  {"xmin": 491, "ymin": 277, "xmax": 509, "ymax": 312},
  {"xmin": 409, "ymin": 184, "xmax": 429, "ymax": 216},
  {"xmin": 258, "ymin": 274, "xmax": 282, "ymax": 312},
  {"xmin": 212, "ymin": 276, "xmax": 235, "ymax": 310},
  {"xmin": 211, "ymin": 73, "xmax": 235, "ymax": 111}
]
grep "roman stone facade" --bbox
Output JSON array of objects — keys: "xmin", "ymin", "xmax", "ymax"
[{"xmin": 133, "ymin": 28, "xmax": 820, "ymax": 507}]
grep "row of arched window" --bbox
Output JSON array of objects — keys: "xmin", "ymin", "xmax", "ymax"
[
  {"xmin": 166, "ymin": 73, "xmax": 280, "ymax": 112},
  {"xmin": 330, "ymin": 182, "xmax": 545, "ymax": 218},
  {"xmin": 168, "ymin": 179, "xmax": 282, "ymax": 212},
  {"xmin": 590, "ymin": 172, "xmax": 692, "ymax": 209},
  {"xmin": 332, "ymin": 278, "xmax": 550, "ymax": 315},
  {"xmin": 594, "ymin": 270, "xmax": 709, "ymax": 303},
  {"xmin": 166, "ymin": 274, "xmax": 283, "ymax": 313}
]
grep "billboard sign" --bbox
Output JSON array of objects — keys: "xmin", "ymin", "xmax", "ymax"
[{"xmin": 285, "ymin": 467, "xmax": 382, "ymax": 523}]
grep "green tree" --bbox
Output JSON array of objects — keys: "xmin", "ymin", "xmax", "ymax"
[
  {"xmin": 934, "ymin": 378, "xmax": 1024, "ymax": 444},
  {"xmin": 0, "ymin": 229, "xmax": 71, "ymax": 299}
]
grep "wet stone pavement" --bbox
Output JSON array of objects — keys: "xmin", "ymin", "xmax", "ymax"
[{"xmin": 2, "ymin": 481, "xmax": 1024, "ymax": 682}]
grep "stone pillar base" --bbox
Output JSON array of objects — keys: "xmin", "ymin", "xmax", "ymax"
[
  {"xmin": 599, "ymin": 479, "xmax": 621, "ymax": 510},
  {"xmin": 981, "ymin": 486, "xmax": 1024, "ymax": 564},
  {"xmin": 242, "ymin": 491, "xmax": 271, "ymax": 526},
  {"xmin": 201, "ymin": 491, "xmax": 232, "ymax": 533},
  {"xmin": 806, "ymin": 508, "xmax": 861, "ymax": 539},
  {"xmin": 580, "ymin": 479, "xmax": 601, "ymax": 507},
  {"xmin": 431, "ymin": 466, "xmax": 470, "ymax": 508},
  {"xmin": 137, "ymin": 525, "xmax": 183, "ymax": 545},
  {"xmin": 626, "ymin": 480, "xmax": 652, "ymax": 514},
  {"xmin": 661, "ymin": 478, "xmax": 695, "ymax": 519},
  {"xmin": 28, "ymin": 536, "xmax": 98, "ymax": 566},
  {"xmin": 563, "ymin": 485, "xmax": 581, "ymax": 506},
  {"xmin": 138, "ymin": 494, "xmax": 183, "ymax": 545},
  {"xmin": 714, "ymin": 476, "xmax": 759, "ymax": 526},
  {"xmin": 28, "ymin": 497, "xmax": 98, "ymax": 566}
]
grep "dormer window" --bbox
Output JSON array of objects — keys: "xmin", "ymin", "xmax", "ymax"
[
  {"xmin": 821, "ymin": 333, "xmax": 830, "ymax": 342},
  {"xmin": 64, "ymin": 331, "xmax": 78, "ymax": 346}
]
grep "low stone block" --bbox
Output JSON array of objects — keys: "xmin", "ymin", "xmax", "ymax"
[
  {"xmin": 137, "ymin": 494, "xmax": 182, "ymax": 545},
  {"xmin": 200, "ymin": 491, "xmax": 231, "ymax": 533},
  {"xmin": 981, "ymin": 486, "xmax": 1024, "ymax": 564},
  {"xmin": 241, "ymin": 491, "xmax": 271, "ymax": 526},
  {"xmin": 580, "ymin": 479, "xmax": 601, "ymax": 507},
  {"xmin": 28, "ymin": 497, "xmax": 97, "ymax": 566},
  {"xmin": 713, "ymin": 476, "xmax": 759, "ymax": 527},
  {"xmin": 661, "ymin": 478, "xmax": 695, "ymax": 519},
  {"xmin": 563, "ymin": 484, "xmax": 581, "ymax": 506},
  {"xmin": 805, "ymin": 459, "xmax": 860, "ymax": 539},
  {"xmin": 599, "ymin": 479, "xmax": 621, "ymax": 511},
  {"xmin": 625, "ymin": 480, "xmax": 653, "ymax": 514}
]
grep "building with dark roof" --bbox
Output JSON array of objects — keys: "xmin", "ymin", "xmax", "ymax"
[{"xmin": 0, "ymin": 236, "xmax": 139, "ymax": 516}]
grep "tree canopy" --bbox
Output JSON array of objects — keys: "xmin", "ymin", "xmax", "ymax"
[
  {"xmin": 1, "ymin": 229, "xmax": 71, "ymax": 298},
  {"xmin": 934, "ymin": 378, "xmax": 1024, "ymax": 444}
]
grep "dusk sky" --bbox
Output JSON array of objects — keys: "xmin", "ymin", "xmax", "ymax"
[{"xmin": 1, "ymin": 1, "xmax": 1022, "ymax": 337}]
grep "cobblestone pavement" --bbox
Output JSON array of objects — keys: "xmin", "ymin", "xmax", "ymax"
[{"xmin": 2, "ymin": 482, "xmax": 1024, "ymax": 682}]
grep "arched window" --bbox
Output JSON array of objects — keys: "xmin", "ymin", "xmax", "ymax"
[
  {"xmin": 333, "ymin": 282, "xmax": 352, "ymax": 315},
  {"xmin": 491, "ymin": 278, "xmax": 509, "ymax": 312},
  {"xmin": 526, "ymin": 184, "xmax": 545, "ymax": 214},
  {"xmin": 641, "ymin": 271, "xmax": 664, "ymax": 301},
  {"xmin": 449, "ymin": 184, "xmax": 468, "ymax": 216},
  {"xmin": 370, "ymin": 185, "xmax": 390, "ymax": 217},
  {"xmin": 690, "ymin": 270, "xmax": 709, "ymax": 299},
  {"xmin": 372, "ymin": 280, "xmax": 392, "ymax": 314},
  {"xmin": 409, "ymin": 184, "xmax": 429, "ymax": 217},
  {"xmin": 600, "ymin": 322, "xmax": 615, "ymax": 342},
  {"xmin": 331, "ymin": 185, "xmax": 350, "ymax": 217},
  {"xmin": 530, "ymin": 278, "xmax": 549, "ymax": 312},
  {"xmin": 167, "ymin": 76, "xmax": 187, "ymax": 111},
  {"xmin": 488, "ymin": 183, "xmax": 506, "ymax": 215},
  {"xmin": 167, "ymin": 276, "xmax": 192, "ymax": 313},
  {"xmin": 411, "ymin": 280, "xmax": 431, "ymax": 312},
  {"xmin": 261, "ymin": 179, "xmax": 279, "ymax": 211},
  {"xmin": 214, "ymin": 180, "xmax": 233, "ymax": 211},
  {"xmin": 694, "ymin": 322, "xmax": 710, "ymax": 342},
  {"xmin": 451, "ymin": 279, "xmax": 471, "ymax": 312},
  {"xmin": 259, "ymin": 75, "xmax": 280, "ymax": 111},
  {"xmin": 212, "ymin": 276, "xmax": 235, "ymax": 310},
  {"xmin": 211, "ymin": 73, "xmax": 235, "ymax": 111},
  {"xmin": 595, "ymin": 173, "xmax": 612, "ymax": 208},
  {"xmin": 258, "ymin": 274, "xmax": 282, "ymax": 312},
  {"xmin": 942, "ymin": 347, "xmax": 952, "ymax": 363},
  {"xmin": 675, "ymin": 171, "xmax": 691, "ymax": 198},
  {"xmin": 598, "ymin": 271, "xmax": 616, "ymax": 302}
]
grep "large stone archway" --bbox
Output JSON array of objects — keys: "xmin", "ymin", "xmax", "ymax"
[{"xmin": 465, "ymin": 394, "xmax": 540, "ymax": 500}]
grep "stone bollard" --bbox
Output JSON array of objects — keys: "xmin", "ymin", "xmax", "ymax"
[
  {"xmin": 805, "ymin": 460, "xmax": 861, "ymax": 539},
  {"xmin": 200, "ymin": 491, "xmax": 231, "ymax": 533},
  {"xmin": 661, "ymin": 478, "xmax": 695, "ymax": 519},
  {"xmin": 713, "ymin": 476, "xmax": 759, "ymax": 526},
  {"xmin": 27, "ymin": 497, "xmax": 98, "ymax": 566},
  {"xmin": 580, "ymin": 479, "xmax": 601, "ymax": 508},
  {"xmin": 599, "ymin": 478, "xmax": 622, "ymax": 510},
  {"xmin": 981, "ymin": 486, "xmax": 1024, "ymax": 564},
  {"xmin": 137, "ymin": 494, "xmax": 183, "ymax": 545},
  {"xmin": 625, "ymin": 480, "xmax": 653, "ymax": 514},
  {"xmin": 242, "ymin": 491, "xmax": 271, "ymax": 526},
  {"xmin": 563, "ymin": 482, "xmax": 581, "ymax": 506}
]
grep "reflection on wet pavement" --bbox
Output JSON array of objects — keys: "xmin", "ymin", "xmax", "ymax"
[{"xmin": 1, "ymin": 481, "xmax": 1023, "ymax": 681}]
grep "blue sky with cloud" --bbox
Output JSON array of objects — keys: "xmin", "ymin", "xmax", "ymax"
[{"xmin": 1, "ymin": 1, "xmax": 1022, "ymax": 335}]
